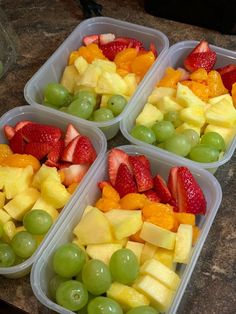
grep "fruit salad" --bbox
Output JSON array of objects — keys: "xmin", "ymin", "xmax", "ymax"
[
  {"xmin": 0, "ymin": 120, "xmax": 97, "ymax": 267},
  {"xmin": 131, "ymin": 40, "xmax": 236, "ymax": 163},
  {"xmin": 47, "ymin": 148, "xmax": 207, "ymax": 313},
  {"xmin": 42, "ymin": 34, "xmax": 158, "ymax": 122}
]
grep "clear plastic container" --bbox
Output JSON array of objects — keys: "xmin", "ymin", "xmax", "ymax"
[
  {"xmin": 0, "ymin": 105, "xmax": 107, "ymax": 278},
  {"xmin": 24, "ymin": 16, "xmax": 169, "ymax": 140},
  {"xmin": 120, "ymin": 40, "xmax": 236, "ymax": 173},
  {"xmin": 30, "ymin": 144, "xmax": 222, "ymax": 314}
]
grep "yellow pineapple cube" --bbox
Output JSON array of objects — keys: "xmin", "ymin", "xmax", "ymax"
[
  {"xmin": 2, "ymin": 221, "xmax": 16, "ymax": 241},
  {"xmin": 180, "ymin": 106, "xmax": 206, "ymax": 127},
  {"xmin": 148, "ymin": 87, "xmax": 176, "ymax": 105},
  {"xmin": 32, "ymin": 197, "xmax": 59, "ymax": 221},
  {"xmin": 32, "ymin": 164, "xmax": 61, "ymax": 190},
  {"xmin": 0, "ymin": 209, "xmax": 11, "ymax": 225},
  {"xmin": 77, "ymin": 64, "xmax": 102, "ymax": 89},
  {"xmin": 100, "ymin": 94, "xmax": 112, "ymax": 108},
  {"xmin": 40, "ymin": 179, "xmax": 70, "ymax": 209},
  {"xmin": 136, "ymin": 103, "xmax": 163, "ymax": 128},
  {"xmin": 95, "ymin": 72, "xmax": 128, "ymax": 95},
  {"xmin": 154, "ymin": 247, "xmax": 175, "ymax": 269},
  {"xmin": 0, "ymin": 192, "xmax": 5, "ymax": 208},
  {"xmin": 123, "ymin": 73, "xmax": 137, "ymax": 97},
  {"xmin": 125, "ymin": 241, "xmax": 144, "ymax": 264},
  {"xmin": 155, "ymin": 96, "xmax": 183, "ymax": 113},
  {"xmin": 86, "ymin": 243, "xmax": 122, "ymax": 264},
  {"xmin": 113, "ymin": 237, "xmax": 128, "ymax": 247},
  {"xmin": 74, "ymin": 56, "xmax": 88, "ymax": 75},
  {"xmin": 175, "ymin": 122, "xmax": 201, "ymax": 135},
  {"xmin": 173, "ymin": 224, "xmax": 193, "ymax": 264},
  {"xmin": 60, "ymin": 64, "xmax": 80, "ymax": 93},
  {"xmin": 208, "ymin": 94, "xmax": 233, "ymax": 105},
  {"xmin": 140, "ymin": 242, "xmax": 157, "ymax": 264},
  {"xmin": 176, "ymin": 83, "xmax": 205, "ymax": 107},
  {"xmin": 92, "ymin": 59, "xmax": 116, "ymax": 73}
]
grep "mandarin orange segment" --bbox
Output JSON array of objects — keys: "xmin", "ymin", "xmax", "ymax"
[
  {"xmin": 58, "ymin": 170, "xmax": 65, "ymax": 183},
  {"xmin": 131, "ymin": 51, "xmax": 155, "ymax": 79},
  {"xmin": 129, "ymin": 230, "xmax": 145, "ymax": 244},
  {"xmin": 67, "ymin": 182, "xmax": 78, "ymax": 194},
  {"xmin": 68, "ymin": 50, "xmax": 81, "ymax": 65},
  {"xmin": 146, "ymin": 214, "xmax": 175, "ymax": 230},
  {"xmin": 231, "ymin": 82, "xmax": 236, "ymax": 107},
  {"xmin": 120, "ymin": 193, "xmax": 147, "ymax": 210},
  {"xmin": 171, "ymin": 217, "xmax": 180, "ymax": 232},
  {"xmin": 0, "ymin": 144, "xmax": 13, "ymax": 162},
  {"xmin": 192, "ymin": 225, "xmax": 200, "ymax": 245},
  {"xmin": 116, "ymin": 68, "xmax": 130, "ymax": 77},
  {"xmin": 114, "ymin": 48, "xmax": 138, "ymax": 72},
  {"xmin": 69, "ymin": 44, "xmax": 106, "ymax": 65},
  {"xmin": 95, "ymin": 197, "xmax": 120, "ymax": 212},
  {"xmin": 181, "ymin": 80, "xmax": 209, "ymax": 101},
  {"xmin": 190, "ymin": 68, "xmax": 208, "ymax": 82},
  {"xmin": 174, "ymin": 212, "xmax": 195, "ymax": 226},
  {"xmin": 157, "ymin": 67, "xmax": 182, "ymax": 88},
  {"xmin": 207, "ymin": 70, "xmax": 229, "ymax": 97},
  {"xmin": 102, "ymin": 185, "xmax": 120, "ymax": 202},
  {"xmin": 0, "ymin": 154, "xmax": 41, "ymax": 171},
  {"xmin": 142, "ymin": 202, "xmax": 173, "ymax": 219},
  {"xmin": 87, "ymin": 43, "xmax": 107, "ymax": 60}
]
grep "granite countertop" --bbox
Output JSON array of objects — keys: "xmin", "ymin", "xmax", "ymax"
[{"xmin": 0, "ymin": 0, "xmax": 235, "ymax": 313}]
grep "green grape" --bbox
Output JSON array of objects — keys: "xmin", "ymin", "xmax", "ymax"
[
  {"xmin": 201, "ymin": 132, "xmax": 225, "ymax": 151},
  {"xmin": 11, "ymin": 231, "xmax": 37, "ymax": 259},
  {"xmin": 13, "ymin": 255, "xmax": 26, "ymax": 266},
  {"xmin": 56, "ymin": 280, "xmax": 88, "ymax": 311},
  {"xmin": 79, "ymin": 293, "xmax": 95, "ymax": 314},
  {"xmin": 82, "ymin": 259, "xmax": 112, "ymax": 295},
  {"xmin": 109, "ymin": 248, "xmax": 139, "ymax": 285},
  {"xmin": 88, "ymin": 296, "xmax": 123, "ymax": 314},
  {"xmin": 0, "ymin": 243, "xmax": 15, "ymax": 267},
  {"xmin": 68, "ymin": 98, "xmax": 94, "ymax": 119},
  {"xmin": 93, "ymin": 108, "xmax": 114, "ymax": 122},
  {"xmin": 44, "ymin": 83, "xmax": 71, "ymax": 108},
  {"xmin": 107, "ymin": 95, "xmax": 127, "ymax": 116},
  {"xmin": 152, "ymin": 121, "xmax": 175, "ymax": 142},
  {"xmin": 131, "ymin": 125, "xmax": 156, "ymax": 144},
  {"xmin": 49, "ymin": 274, "xmax": 67, "ymax": 301},
  {"xmin": 53, "ymin": 243, "xmax": 86, "ymax": 278},
  {"xmin": 164, "ymin": 134, "xmax": 191, "ymax": 157},
  {"xmin": 189, "ymin": 144, "xmax": 220, "ymax": 163},
  {"xmin": 73, "ymin": 90, "xmax": 97, "ymax": 109},
  {"xmin": 23, "ymin": 209, "xmax": 53, "ymax": 235},
  {"xmin": 181, "ymin": 129, "xmax": 200, "ymax": 147},
  {"xmin": 126, "ymin": 305, "xmax": 157, "ymax": 314},
  {"xmin": 164, "ymin": 111, "xmax": 182, "ymax": 127}
]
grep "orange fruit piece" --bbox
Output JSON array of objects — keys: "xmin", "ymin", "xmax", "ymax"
[
  {"xmin": 116, "ymin": 68, "xmax": 130, "ymax": 77},
  {"xmin": 0, "ymin": 144, "xmax": 13, "ymax": 162},
  {"xmin": 171, "ymin": 218, "xmax": 180, "ymax": 232},
  {"xmin": 146, "ymin": 214, "xmax": 175, "ymax": 230},
  {"xmin": 0, "ymin": 154, "xmax": 41, "ymax": 171},
  {"xmin": 231, "ymin": 82, "xmax": 236, "ymax": 107},
  {"xmin": 174, "ymin": 212, "xmax": 195, "ymax": 226},
  {"xmin": 192, "ymin": 226, "xmax": 200, "ymax": 245},
  {"xmin": 102, "ymin": 185, "xmax": 120, "ymax": 202},
  {"xmin": 68, "ymin": 50, "xmax": 81, "ymax": 65},
  {"xmin": 181, "ymin": 80, "xmax": 209, "ymax": 101},
  {"xmin": 120, "ymin": 193, "xmax": 147, "ymax": 210},
  {"xmin": 207, "ymin": 70, "xmax": 229, "ymax": 97},
  {"xmin": 131, "ymin": 51, "xmax": 155, "ymax": 79},
  {"xmin": 190, "ymin": 68, "xmax": 208, "ymax": 82},
  {"xmin": 142, "ymin": 202, "xmax": 173, "ymax": 219},
  {"xmin": 114, "ymin": 48, "xmax": 139, "ymax": 72},
  {"xmin": 67, "ymin": 182, "xmax": 78, "ymax": 194},
  {"xmin": 95, "ymin": 197, "xmax": 121, "ymax": 212},
  {"xmin": 69, "ymin": 44, "xmax": 106, "ymax": 65},
  {"xmin": 157, "ymin": 67, "xmax": 182, "ymax": 88},
  {"xmin": 129, "ymin": 230, "xmax": 145, "ymax": 244}
]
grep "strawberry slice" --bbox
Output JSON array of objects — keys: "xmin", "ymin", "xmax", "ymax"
[
  {"xmin": 153, "ymin": 174, "xmax": 173, "ymax": 203},
  {"xmin": 167, "ymin": 167, "xmax": 179, "ymax": 201},
  {"xmin": 114, "ymin": 37, "xmax": 144, "ymax": 49},
  {"xmin": 129, "ymin": 155, "xmax": 153, "ymax": 192},
  {"xmin": 24, "ymin": 142, "xmax": 52, "ymax": 160},
  {"xmin": 108, "ymin": 148, "xmax": 131, "ymax": 186},
  {"xmin": 14, "ymin": 120, "xmax": 34, "ymax": 132},
  {"xmin": 143, "ymin": 189, "xmax": 161, "ymax": 203},
  {"xmin": 100, "ymin": 41, "xmax": 130, "ymax": 61},
  {"xmin": 47, "ymin": 139, "xmax": 64, "ymax": 163},
  {"xmin": 59, "ymin": 164, "xmax": 89, "ymax": 186},
  {"xmin": 99, "ymin": 33, "xmax": 115, "ymax": 45},
  {"xmin": 21, "ymin": 123, "xmax": 62, "ymax": 144},
  {"xmin": 9, "ymin": 131, "xmax": 25, "ymax": 154},
  {"xmin": 114, "ymin": 163, "xmax": 137, "ymax": 197},
  {"xmin": 135, "ymin": 155, "xmax": 151, "ymax": 172},
  {"xmin": 184, "ymin": 40, "xmax": 217, "ymax": 72},
  {"xmin": 216, "ymin": 64, "xmax": 236, "ymax": 92},
  {"xmin": 4, "ymin": 125, "xmax": 15, "ymax": 140},
  {"xmin": 83, "ymin": 34, "xmax": 99, "ymax": 46},
  {"xmin": 62, "ymin": 136, "xmax": 79, "ymax": 162},
  {"xmin": 176, "ymin": 167, "xmax": 206, "ymax": 214},
  {"xmin": 44, "ymin": 160, "xmax": 60, "ymax": 168},
  {"xmin": 64, "ymin": 123, "xmax": 80, "ymax": 147},
  {"xmin": 73, "ymin": 136, "xmax": 97, "ymax": 165}
]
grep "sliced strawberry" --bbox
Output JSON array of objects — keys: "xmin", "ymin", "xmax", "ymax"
[
  {"xmin": 62, "ymin": 136, "xmax": 79, "ymax": 162},
  {"xmin": 135, "ymin": 155, "xmax": 151, "ymax": 172},
  {"xmin": 177, "ymin": 67, "xmax": 190, "ymax": 81},
  {"xmin": 83, "ymin": 34, "xmax": 99, "ymax": 46},
  {"xmin": 24, "ymin": 142, "xmax": 52, "ymax": 160},
  {"xmin": 143, "ymin": 189, "xmax": 161, "ymax": 203},
  {"xmin": 58, "ymin": 161, "xmax": 72, "ymax": 169},
  {"xmin": 21, "ymin": 123, "xmax": 62, "ymax": 144},
  {"xmin": 44, "ymin": 160, "xmax": 60, "ymax": 168},
  {"xmin": 167, "ymin": 167, "xmax": 179, "ymax": 201},
  {"xmin": 149, "ymin": 42, "xmax": 158, "ymax": 58},
  {"xmin": 216, "ymin": 64, "xmax": 236, "ymax": 91},
  {"xmin": 184, "ymin": 40, "xmax": 216, "ymax": 72},
  {"xmin": 14, "ymin": 120, "xmax": 34, "ymax": 132},
  {"xmin": 129, "ymin": 155, "xmax": 153, "ymax": 192},
  {"xmin": 100, "ymin": 41, "xmax": 129, "ymax": 61},
  {"xmin": 177, "ymin": 167, "xmax": 206, "ymax": 215},
  {"xmin": 9, "ymin": 131, "xmax": 25, "ymax": 154},
  {"xmin": 108, "ymin": 148, "xmax": 131, "ymax": 186},
  {"xmin": 98, "ymin": 181, "xmax": 112, "ymax": 190},
  {"xmin": 114, "ymin": 37, "xmax": 144, "ymax": 49},
  {"xmin": 99, "ymin": 33, "xmax": 115, "ymax": 45},
  {"xmin": 73, "ymin": 135, "xmax": 97, "ymax": 165},
  {"xmin": 59, "ymin": 164, "xmax": 89, "ymax": 186},
  {"xmin": 153, "ymin": 174, "xmax": 172, "ymax": 203},
  {"xmin": 4, "ymin": 125, "xmax": 15, "ymax": 140},
  {"xmin": 47, "ymin": 139, "xmax": 64, "ymax": 163},
  {"xmin": 64, "ymin": 123, "xmax": 80, "ymax": 147},
  {"xmin": 115, "ymin": 163, "xmax": 137, "ymax": 197}
]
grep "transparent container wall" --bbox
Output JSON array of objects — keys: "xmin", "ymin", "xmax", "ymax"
[
  {"xmin": 120, "ymin": 41, "xmax": 236, "ymax": 172},
  {"xmin": 0, "ymin": 106, "xmax": 107, "ymax": 278},
  {"xmin": 31, "ymin": 145, "xmax": 222, "ymax": 314}
]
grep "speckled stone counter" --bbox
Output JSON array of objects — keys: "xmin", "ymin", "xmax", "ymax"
[{"xmin": 0, "ymin": 1, "xmax": 235, "ymax": 313}]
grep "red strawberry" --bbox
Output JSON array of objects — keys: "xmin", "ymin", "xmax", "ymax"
[
  {"xmin": 114, "ymin": 37, "xmax": 144, "ymax": 49},
  {"xmin": 135, "ymin": 155, "xmax": 151, "ymax": 172},
  {"xmin": 58, "ymin": 161, "xmax": 72, "ymax": 169},
  {"xmin": 114, "ymin": 163, "xmax": 137, "ymax": 197},
  {"xmin": 184, "ymin": 40, "xmax": 217, "ymax": 72},
  {"xmin": 9, "ymin": 131, "xmax": 25, "ymax": 154},
  {"xmin": 44, "ymin": 160, "xmax": 60, "ymax": 168},
  {"xmin": 47, "ymin": 139, "xmax": 64, "ymax": 163},
  {"xmin": 14, "ymin": 120, "xmax": 34, "ymax": 132},
  {"xmin": 153, "ymin": 174, "xmax": 172, "ymax": 203},
  {"xmin": 176, "ymin": 167, "xmax": 206, "ymax": 215},
  {"xmin": 143, "ymin": 189, "xmax": 161, "ymax": 203},
  {"xmin": 60, "ymin": 164, "xmax": 89, "ymax": 186},
  {"xmin": 4, "ymin": 125, "xmax": 15, "ymax": 140},
  {"xmin": 99, "ymin": 33, "xmax": 115, "ymax": 45},
  {"xmin": 64, "ymin": 123, "xmax": 80, "ymax": 147},
  {"xmin": 25, "ymin": 142, "xmax": 52, "ymax": 160},
  {"xmin": 129, "ymin": 155, "xmax": 153, "ymax": 192},
  {"xmin": 167, "ymin": 167, "xmax": 179, "ymax": 201},
  {"xmin": 98, "ymin": 181, "xmax": 112, "ymax": 190},
  {"xmin": 62, "ymin": 136, "xmax": 79, "ymax": 162},
  {"xmin": 108, "ymin": 148, "xmax": 131, "ymax": 186},
  {"xmin": 100, "ymin": 41, "xmax": 129, "ymax": 61},
  {"xmin": 216, "ymin": 64, "xmax": 236, "ymax": 92},
  {"xmin": 83, "ymin": 34, "xmax": 99, "ymax": 46},
  {"xmin": 21, "ymin": 123, "xmax": 62, "ymax": 144},
  {"xmin": 73, "ymin": 136, "xmax": 97, "ymax": 165}
]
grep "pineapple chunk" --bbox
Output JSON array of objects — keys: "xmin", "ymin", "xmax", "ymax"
[
  {"xmin": 155, "ymin": 96, "xmax": 183, "ymax": 113},
  {"xmin": 173, "ymin": 224, "xmax": 193, "ymax": 264},
  {"xmin": 3, "ymin": 221, "xmax": 16, "ymax": 241},
  {"xmin": 136, "ymin": 103, "xmax": 163, "ymax": 128},
  {"xmin": 0, "ymin": 192, "xmax": 5, "ymax": 208},
  {"xmin": 0, "ymin": 209, "xmax": 11, "ymax": 225},
  {"xmin": 82, "ymin": 205, "xmax": 97, "ymax": 217},
  {"xmin": 176, "ymin": 83, "xmax": 205, "ymax": 107},
  {"xmin": 77, "ymin": 64, "xmax": 102, "ymax": 89},
  {"xmin": 175, "ymin": 122, "xmax": 201, "ymax": 135},
  {"xmin": 140, "ymin": 222, "xmax": 176, "ymax": 250},
  {"xmin": 148, "ymin": 87, "xmax": 176, "ymax": 104},
  {"xmin": 113, "ymin": 237, "xmax": 128, "ymax": 247},
  {"xmin": 72, "ymin": 237, "xmax": 89, "ymax": 262},
  {"xmin": 123, "ymin": 73, "xmax": 137, "ymax": 97},
  {"xmin": 60, "ymin": 64, "xmax": 80, "ymax": 93},
  {"xmin": 32, "ymin": 164, "xmax": 61, "ymax": 190},
  {"xmin": 107, "ymin": 282, "xmax": 150, "ymax": 310},
  {"xmin": 180, "ymin": 106, "xmax": 206, "ymax": 127},
  {"xmin": 40, "ymin": 179, "xmax": 70, "ymax": 209},
  {"xmin": 74, "ymin": 56, "xmax": 88, "ymax": 75},
  {"xmin": 92, "ymin": 58, "xmax": 116, "ymax": 73},
  {"xmin": 134, "ymin": 275, "xmax": 173, "ymax": 312},
  {"xmin": 204, "ymin": 124, "xmax": 236, "ymax": 147},
  {"xmin": 86, "ymin": 243, "xmax": 122, "ymax": 264},
  {"xmin": 32, "ymin": 197, "xmax": 59, "ymax": 221},
  {"xmin": 105, "ymin": 209, "xmax": 143, "ymax": 240},
  {"xmin": 140, "ymin": 242, "xmax": 157, "ymax": 264},
  {"xmin": 140, "ymin": 258, "xmax": 180, "ymax": 290},
  {"xmin": 4, "ymin": 188, "xmax": 40, "ymax": 221},
  {"xmin": 208, "ymin": 94, "xmax": 233, "ymax": 105},
  {"xmin": 73, "ymin": 207, "xmax": 113, "ymax": 245},
  {"xmin": 95, "ymin": 72, "xmax": 128, "ymax": 95},
  {"xmin": 15, "ymin": 226, "xmax": 26, "ymax": 233},
  {"xmin": 154, "ymin": 247, "xmax": 175, "ymax": 269},
  {"xmin": 100, "ymin": 94, "xmax": 113, "ymax": 108},
  {"xmin": 126, "ymin": 241, "xmax": 144, "ymax": 264}
]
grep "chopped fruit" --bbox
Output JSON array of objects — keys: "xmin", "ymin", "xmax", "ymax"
[
  {"xmin": 115, "ymin": 163, "xmax": 137, "ymax": 198},
  {"xmin": 129, "ymin": 156, "xmax": 153, "ymax": 192},
  {"xmin": 67, "ymin": 182, "xmax": 78, "ymax": 194},
  {"xmin": 174, "ymin": 212, "xmax": 195, "ymax": 226},
  {"xmin": 143, "ymin": 190, "xmax": 161, "ymax": 203},
  {"xmin": 125, "ymin": 241, "xmax": 144, "ymax": 264},
  {"xmin": 21, "ymin": 123, "xmax": 62, "ymax": 144},
  {"xmin": 153, "ymin": 175, "xmax": 172, "ymax": 203},
  {"xmin": 136, "ymin": 103, "xmax": 163, "ymax": 128},
  {"xmin": 207, "ymin": 70, "xmax": 228, "ymax": 97},
  {"xmin": 25, "ymin": 142, "xmax": 52, "ymax": 160},
  {"xmin": 150, "ymin": 42, "xmax": 158, "ymax": 58},
  {"xmin": 154, "ymin": 247, "xmax": 175, "ymax": 269},
  {"xmin": 184, "ymin": 40, "xmax": 217, "ymax": 72},
  {"xmin": 47, "ymin": 140, "xmax": 64, "ymax": 163},
  {"xmin": 190, "ymin": 68, "xmax": 208, "ymax": 82},
  {"xmin": 102, "ymin": 185, "xmax": 120, "ymax": 202},
  {"xmin": 158, "ymin": 67, "xmax": 182, "ymax": 88},
  {"xmin": 99, "ymin": 33, "xmax": 115, "ymax": 45},
  {"xmin": 167, "ymin": 167, "xmax": 178, "ymax": 201},
  {"xmin": 129, "ymin": 230, "xmax": 145, "ymax": 244},
  {"xmin": 131, "ymin": 51, "xmax": 155, "ymax": 78},
  {"xmin": 0, "ymin": 153, "xmax": 41, "ymax": 171},
  {"xmin": 114, "ymin": 48, "xmax": 139, "ymax": 72},
  {"xmin": 0, "ymin": 144, "xmax": 13, "ymax": 162},
  {"xmin": 173, "ymin": 224, "xmax": 193, "ymax": 264},
  {"xmin": 83, "ymin": 34, "xmax": 99, "ymax": 46},
  {"xmin": 142, "ymin": 202, "xmax": 173, "ymax": 219},
  {"xmin": 217, "ymin": 64, "xmax": 236, "ymax": 92},
  {"xmin": 98, "ymin": 180, "xmax": 111, "ymax": 190},
  {"xmin": 232, "ymin": 82, "xmax": 236, "ymax": 107},
  {"xmin": 86, "ymin": 243, "xmax": 122, "ymax": 265},
  {"xmin": 95, "ymin": 197, "xmax": 121, "ymax": 212},
  {"xmin": 59, "ymin": 164, "xmax": 89, "ymax": 186},
  {"xmin": 192, "ymin": 225, "xmax": 200, "ymax": 244},
  {"xmin": 100, "ymin": 41, "xmax": 130, "ymax": 61},
  {"xmin": 14, "ymin": 120, "xmax": 33, "ymax": 132},
  {"xmin": 140, "ymin": 242, "xmax": 157, "ymax": 264},
  {"xmin": 120, "ymin": 193, "xmax": 147, "ymax": 210},
  {"xmin": 0, "ymin": 209, "xmax": 11, "ymax": 225},
  {"xmin": 32, "ymin": 164, "xmax": 61, "ymax": 189},
  {"xmin": 181, "ymin": 80, "xmax": 209, "ymax": 101},
  {"xmin": 9, "ymin": 131, "xmax": 25, "ymax": 154},
  {"xmin": 146, "ymin": 214, "xmax": 175, "ymax": 231},
  {"xmin": 4, "ymin": 125, "xmax": 15, "ymax": 140},
  {"xmin": 64, "ymin": 123, "xmax": 80, "ymax": 147}
]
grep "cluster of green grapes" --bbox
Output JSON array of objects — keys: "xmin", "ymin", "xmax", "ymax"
[
  {"xmin": 131, "ymin": 111, "xmax": 225, "ymax": 163},
  {"xmin": 43, "ymin": 83, "xmax": 127, "ymax": 122},
  {"xmin": 50, "ymin": 244, "xmax": 157, "ymax": 314},
  {"xmin": 0, "ymin": 210, "xmax": 52, "ymax": 267}
]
